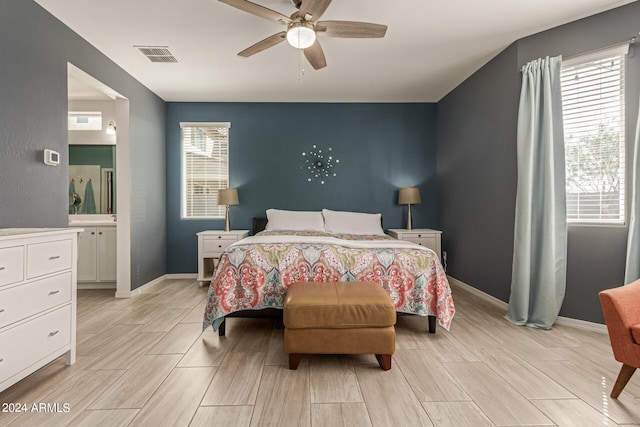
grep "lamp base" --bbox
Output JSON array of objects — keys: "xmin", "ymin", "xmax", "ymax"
[
  {"xmin": 224, "ymin": 205, "xmax": 231, "ymax": 232},
  {"xmin": 407, "ymin": 204, "xmax": 413, "ymax": 230}
]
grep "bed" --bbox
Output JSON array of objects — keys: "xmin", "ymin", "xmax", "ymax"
[{"xmin": 203, "ymin": 209, "xmax": 455, "ymax": 335}]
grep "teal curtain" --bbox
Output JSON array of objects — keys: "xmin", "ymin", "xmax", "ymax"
[
  {"xmin": 506, "ymin": 56, "xmax": 567, "ymax": 329},
  {"xmin": 625, "ymin": 99, "xmax": 640, "ymax": 284}
]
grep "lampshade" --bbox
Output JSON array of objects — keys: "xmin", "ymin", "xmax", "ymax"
[
  {"xmin": 398, "ymin": 187, "xmax": 421, "ymax": 205},
  {"xmin": 218, "ymin": 188, "xmax": 239, "ymax": 206},
  {"xmin": 286, "ymin": 23, "xmax": 316, "ymax": 49}
]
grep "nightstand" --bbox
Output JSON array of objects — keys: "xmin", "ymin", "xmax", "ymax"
[
  {"xmin": 197, "ymin": 230, "xmax": 249, "ymax": 282},
  {"xmin": 387, "ymin": 228, "xmax": 442, "ymax": 260}
]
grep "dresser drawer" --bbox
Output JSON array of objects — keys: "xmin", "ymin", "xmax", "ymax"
[
  {"xmin": 0, "ymin": 246, "xmax": 24, "ymax": 287},
  {"xmin": 26, "ymin": 239, "xmax": 73, "ymax": 279},
  {"xmin": 0, "ymin": 272, "xmax": 72, "ymax": 328},
  {"xmin": 203, "ymin": 238, "xmax": 237, "ymax": 255},
  {"xmin": 0, "ymin": 304, "xmax": 71, "ymax": 383}
]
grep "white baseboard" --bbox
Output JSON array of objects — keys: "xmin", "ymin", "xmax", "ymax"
[
  {"xmin": 166, "ymin": 273, "xmax": 198, "ymax": 280},
  {"xmin": 553, "ymin": 316, "xmax": 607, "ymax": 333},
  {"xmin": 78, "ymin": 282, "xmax": 116, "ymax": 290},
  {"xmin": 115, "ymin": 274, "xmax": 166, "ymax": 298},
  {"xmin": 447, "ymin": 275, "xmax": 607, "ymax": 334},
  {"xmin": 447, "ymin": 276, "xmax": 508, "ymax": 309}
]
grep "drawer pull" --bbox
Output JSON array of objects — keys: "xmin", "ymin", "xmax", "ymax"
[
  {"xmin": 49, "ymin": 255, "xmax": 61, "ymax": 260},
  {"xmin": 218, "ymin": 236, "xmax": 222, "ymax": 239},
  {"xmin": 48, "ymin": 330, "xmax": 60, "ymax": 337},
  {"xmin": 91, "ymin": 232, "xmax": 95, "ymax": 235},
  {"xmin": 0, "ymin": 308, "xmax": 5, "ymax": 313},
  {"xmin": 218, "ymin": 245, "xmax": 222, "ymax": 248},
  {"xmin": 0, "ymin": 266, "xmax": 5, "ymax": 271},
  {"xmin": 49, "ymin": 290, "xmax": 60, "ymax": 296}
]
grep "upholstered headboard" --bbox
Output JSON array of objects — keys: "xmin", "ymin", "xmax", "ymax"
[{"xmin": 253, "ymin": 217, "xmax": 268, "ymax": 235}]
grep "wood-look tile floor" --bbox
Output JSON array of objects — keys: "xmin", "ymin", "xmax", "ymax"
[{"xmin": 1, "ymin": 279, "xmax": 639, "ymax": 426}]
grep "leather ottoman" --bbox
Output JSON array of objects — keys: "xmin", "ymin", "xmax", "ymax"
[{"xmin": 283, "ymin": 281, "xmax": 396, "ymax": 370}]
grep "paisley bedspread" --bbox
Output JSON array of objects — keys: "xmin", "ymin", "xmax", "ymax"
[{"xmin": 203, "ymin": 231, "xmax": 455, "ymax": 331}]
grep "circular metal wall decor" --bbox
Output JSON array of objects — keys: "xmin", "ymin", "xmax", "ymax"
[{"xmin": 301, "ymin": 145, "xmax": 339, "ymax": 184}]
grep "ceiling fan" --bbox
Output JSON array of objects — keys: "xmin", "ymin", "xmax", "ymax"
[{"xmin": 219, "ymin": 0, "xmax": 387, "ymax": 70}]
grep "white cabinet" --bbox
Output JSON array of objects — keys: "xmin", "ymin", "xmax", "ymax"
[
  {"xmin": 197, "ymin": 230, "xmax": 249, "ymax": 282},
  {"xmin": 74, "ymin": 226, "xmax": 116, "ymax": 284},
  {"xmin": 77, "ymin": 228, "xmax": 97, "ymax": 281},
  {"xmin": 388, "ymin": 228, "xmax": 442, "ymax": 260},
  {"xmin": 0, "ymin": 228, "xmax": 79, "ymax": 393},
  {"xmin": 97, "ymin": 227, "xmax": 117, "ymax": 282}
]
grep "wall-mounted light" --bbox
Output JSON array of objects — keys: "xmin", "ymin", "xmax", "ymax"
[{"xmin": 106, "ymin": 120, "xmax": 116, "ymax": 135}]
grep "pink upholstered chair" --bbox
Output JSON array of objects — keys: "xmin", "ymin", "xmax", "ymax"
[{"xmin": 599, "ymin": 280, "xmax": 640, "ymax": 398}]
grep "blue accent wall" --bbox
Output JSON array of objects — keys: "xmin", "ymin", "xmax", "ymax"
[{"xmin": 166, "ymin": 102, "xmax": 437, "ymax": 274}]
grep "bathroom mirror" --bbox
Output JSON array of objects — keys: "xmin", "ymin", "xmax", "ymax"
[{"xmin": 68, "ymin": 145, "xmax": 116, "ymax": 214}]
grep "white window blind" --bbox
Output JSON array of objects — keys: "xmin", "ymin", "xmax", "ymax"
[
  {"xmin": 561, "ymin": 45, "xmax": 627, "ymax": 224},
  {"xmin": 180, "ymin": 122, "xmax": 230, "ymax": 218}
]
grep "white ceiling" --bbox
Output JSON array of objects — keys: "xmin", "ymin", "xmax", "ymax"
[{"xmin": 37, "ymin": 0, "xmax": 635, "ymax": 102}]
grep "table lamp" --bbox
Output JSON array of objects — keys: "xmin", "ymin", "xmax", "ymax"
[
  {"xmin": 398, "ymin": 187, "xmax": 421, "ymax": 230},
  {"xmin": 218, "ymin": 188, "xmax": 239, "ymax": 232}
]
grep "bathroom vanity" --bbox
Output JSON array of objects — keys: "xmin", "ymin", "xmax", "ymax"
[{"xmin": 69, "ymin": 215, "xmax": 117, "ymax": 288}]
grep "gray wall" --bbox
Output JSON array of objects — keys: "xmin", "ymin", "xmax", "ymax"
[
  {"xmin": 437, "ymin": 2, "xmax": 640, "ymax": 323},
  {"xmin": 437, "ymin": 43, "xmax": 520, "ymax": 302},
  {"xmin": 0, "ymin": 0, "xmax": 167, "ymax": 290}
]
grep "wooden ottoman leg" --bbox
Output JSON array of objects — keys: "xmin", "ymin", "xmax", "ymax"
[
  {"xmin": 289, "ymin": 353, "xmax": 303, "ymax": 370},
  {"xmin": 375, "ymin": 354, "xmax": 392, "ymax": 371}
]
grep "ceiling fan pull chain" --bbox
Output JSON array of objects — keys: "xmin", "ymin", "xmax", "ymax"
[{"xmin": 298, "ymin": 48, "xmax": 305, "ymax": 85}]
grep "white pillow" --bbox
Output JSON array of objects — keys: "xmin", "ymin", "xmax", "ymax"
[
  {"xmin": 322, "ymin": 209, "xmax": 385, "ymax": 235},
  {"xmin": 264, "ymin": 209, "xmax": 325, "ymax": 232}
]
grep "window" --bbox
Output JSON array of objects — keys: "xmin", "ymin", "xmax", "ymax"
[
  {"xmin": 68, "ymin": 111, "xmax": 102, "ymax": 130},
  {"xmin": 180, "ymin": 122, "xmax": 230, "ymax": 218},
  {"xmin": 561, "ymin": 45, "xmax": 627, "ymax": 224},
  {"xmin": 561, "ymin": 45, "xmax": 628, "ymax": 224}
]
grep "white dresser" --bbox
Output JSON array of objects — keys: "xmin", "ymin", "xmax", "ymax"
[
  {"xmin": 387, "ymin": 228, "xmax": 442, "ymax": 260},
  {"xmin": 197, "ymin": 230, "xmax": 249, "ymax": 282},
  {"xmin": 0, "ymin": 228, "xmax": 80, "ymax": 393}
]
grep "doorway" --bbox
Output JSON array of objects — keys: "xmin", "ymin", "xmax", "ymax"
[{"xmin": 67, "ymin": 63, "xmax": 131, "ymax": 297}]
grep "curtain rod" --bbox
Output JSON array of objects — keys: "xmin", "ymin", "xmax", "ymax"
[{"xmin": 563, "ymin": 34, "xmax": 637, "ymax": 62}]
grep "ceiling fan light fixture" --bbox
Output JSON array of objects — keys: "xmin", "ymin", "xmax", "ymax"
[{"xmin": 286, "ymin": 23, "xmax": 316, "ymax": 49}]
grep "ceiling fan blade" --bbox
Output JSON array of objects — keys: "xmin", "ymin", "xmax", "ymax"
[
  {"xmin": 304, "ymin": 40, "xmax": 327, "ymax": 70},
  {"xmin": 316, "ymin": 21, "xmax": 387, "ymax": 38},
  {"xmin": 238, "ymin": 32, "xmax": 287, "ymax": 57},
  {"xmin": 298, "ymin": 0, "xmax": 332, "ymax": 21},
  {"xmin": 219, "ymin": 0, "xmax": 291, "ymax": 24}
]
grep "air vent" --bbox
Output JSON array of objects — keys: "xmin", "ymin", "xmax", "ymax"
[{"xmin": 135, "ymin": 46, "xmax": 179, "ymax": 63}]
